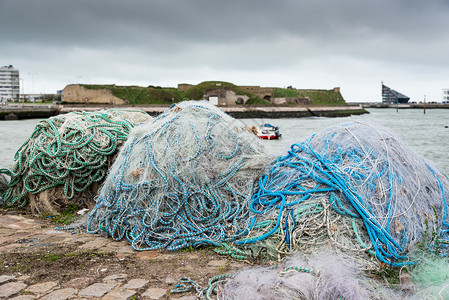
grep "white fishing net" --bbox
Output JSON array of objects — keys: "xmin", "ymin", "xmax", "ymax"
[
  {"xmin": 235, "ymin": 121, "xmax": 449, "ymax": 267},
  {"xmin": 219, "ymin": 249, "xmax": 402, "ymax": 300},
  {"xmin": 215, "ymin": 249, "xmax": 449, "ymax": 300},
  {"xmin": 86, "ymin": 101, "xmax": 271, "ymax": 250}
]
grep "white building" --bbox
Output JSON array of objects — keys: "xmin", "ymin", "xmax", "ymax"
[
  {"xmin": 0, "ymin": 65, "xmax": 20, "ymax": 102},
  {"xmin": 443, "ymin": 89, "xmax": 449, "ymax": 103}
]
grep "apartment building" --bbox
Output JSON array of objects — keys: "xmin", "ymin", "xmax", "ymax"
[
  {"xmin": 0, "ymin": 65, "xmax": 20, "ymax": 101},
  {"xmin": 382, "ymin": 83, "xmax": 410, "ymax": 104},
  {"xmin": 443, "ymin": 89, "xmax": 449, "ymax": 103}
]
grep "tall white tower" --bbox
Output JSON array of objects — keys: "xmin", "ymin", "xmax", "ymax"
[{"xmin": 0, "ymin": 65, "xmax": 20, "ymax": 102}]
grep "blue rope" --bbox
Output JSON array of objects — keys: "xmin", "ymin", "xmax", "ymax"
[
  {"xmin": 86, "ymin": 101, "xmax": 263, "ymax": 251},
  {"xmin": 241, "ymin": 124, "xmax": 449, "ymax": 266}
]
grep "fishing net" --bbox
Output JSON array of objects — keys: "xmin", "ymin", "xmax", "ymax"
[
  {"xmin": 0, "ymin": 173, "xmax": 7, "ymax": 192},
  {"xmin": 233, "ymin": 121, "xmax": 449, "ymax": 267},
  {"xmin": 210, "ymin": 249, "xmax": 449, "ymax": 299},
  {"xmin": 216, "ymin": 249, "xmax": 402, "ymax": 300},
  {"xmin": 86, "ymin": 100, "xmax": 270, "ymax": 251},
  {"xmin": 0, "ymin": 173, "xmax": 8, "ymax": 203},
  {"xmin": 0, "ymin": 109, "xmax": 151, "ymax": 214},
  {"xmin": 409, "ymin": 250, "xmax": 449, "ymax": 299}
]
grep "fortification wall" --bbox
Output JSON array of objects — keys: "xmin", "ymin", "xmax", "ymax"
[
  {"xmin": 296, "ymin": 87, "xmax": 340, "ymax": 93},
  {"xmin": 62, "ymin": 84, "xmax": 127, "ymax": 105},
  {"xmin": 177, "ymin": 83, "xmax": 194, "ymax": 92},
  {"xmin": 239, "ymin": 86, "xmax": 274, "ymax": 99},
  {"xmin": 203, "ymin": 87, "xmax": 240, "ymax": 106},
  {"xmin": 272, "ymin": 97, "xmax": 312, "ymax": 105}
]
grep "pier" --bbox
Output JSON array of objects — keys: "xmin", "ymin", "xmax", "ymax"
[
  {"xmin": 0, "ymin": 103, "xmax": 368, "ymax": 120},
  {"xmin": 59, "ymin": 104, "xmax": 368, "ymax": 119},
  {"xmin": 0, "ymin": 104, "xmax": 59, "ymax": 120}
]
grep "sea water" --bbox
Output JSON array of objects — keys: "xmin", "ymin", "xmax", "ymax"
[
  {"xmin": 242, "ymin": 108, "xmax": 449, "ymax": 175},
  {"xmin": 0, "ymin": 108, "xmax": 448, "ymax": 174},
  {"xmin": 0, "ymin": 118, "xmax": 40, "ymax": 170}
]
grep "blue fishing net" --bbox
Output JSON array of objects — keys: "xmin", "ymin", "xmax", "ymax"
[{"xmin": 238, "ymin": 121, "xmax": 449, "ymax": 266}]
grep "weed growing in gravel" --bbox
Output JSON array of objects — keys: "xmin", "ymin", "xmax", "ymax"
[{"xmin": 51, "ymin": 203, "xmax": 79, "ymax": 225}]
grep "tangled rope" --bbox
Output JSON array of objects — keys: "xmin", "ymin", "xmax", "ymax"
[
  {"xmin": 0, "ymin": 109, "xmax": 150, "ymax": 211},
  {"xmin": 236, "ymin": 121, "xmax": 449, "ymax": 266},
  {"xmin": 170, "ymin": 277, "xmax": 202, "ymax": 294},
  {"xmin": 206, "ymin": 274, "xmax": 235, "ymax": 299},
  {"xmin": 86, "ymin": 101, "xmax": 269, "ymax": 251},
  {"xmin": 0, "ymin": 173, "xmax": 7, "ymax": 194}
]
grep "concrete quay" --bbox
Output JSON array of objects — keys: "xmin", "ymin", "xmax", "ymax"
[
  {"xmin": 58, "ymin": 104, "xmax": 368, "ymax": 119},
  {"xmin": 0, "ymin": 211, "xmax": 246, "ymax": 299},
  {"xmin": 0, "ymin": 103, "xmax": 368, "ymax": 120},
  {"xmin": 0, "ymin": 105, "xmax": 59, "ymax": 120}
]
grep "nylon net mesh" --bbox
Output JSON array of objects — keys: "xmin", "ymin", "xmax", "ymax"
[
  {"xmin": 218, "ymin": 249, "xmax": 401, "ymax": 300},
  {"xmin": 0, "ymin": 109, "xmax": 151, "ymax": 213},
  {"xmin": 233, "ymin": 121, "xmax": 449, "ymax": 267},
  {"xmin": 86, "ymin": 101, "xmax": 270, "ymax": 250},
  {"xmin": 213, "ymin": 249, "xmax": 449, "ymax": 299}
]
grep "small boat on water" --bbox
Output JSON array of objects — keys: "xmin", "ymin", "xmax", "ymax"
[{"xmin": 255, "ymin": 123, "xmax": 281, "ymax": 140}]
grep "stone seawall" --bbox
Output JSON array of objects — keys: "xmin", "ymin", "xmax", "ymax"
[
  {"xmin": 0, "ymin": 104, "xmax": 368, "ymax": 120},
  {"xmin": 0, "ymin": 105, "xmax": 59, "ymax": 120},
  {"xmin": 59, "ymin": 105, "xmax": 367, "ymax": 119},
  {"xmin": 221, "ymin": 106, "xmax": 367, "ymax": 118}
]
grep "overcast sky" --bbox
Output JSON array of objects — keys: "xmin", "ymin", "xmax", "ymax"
[{"xmin": 1, "ymin": 0, "xmax": 448, "ymax": 102}]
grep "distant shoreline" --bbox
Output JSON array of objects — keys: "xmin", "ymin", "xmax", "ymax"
[
  {"xmin": 354, "ymin": 103, "xmax": 449, "ymax": 109},
  {"xmin": 59, "ymin": 104, "xmax": 368, "ymax": 118},
  {"xmin": 3, "ymin": 102, "xmax": 449, "ymax": 121},
  {"xmin": 1, "ymin": 103, "xmax": 368, "ymax": 120}
]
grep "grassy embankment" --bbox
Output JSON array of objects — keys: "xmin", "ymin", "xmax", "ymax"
[
  {"xmin": 273, "ymin": 88, "xmax": 346, "ymax": 106},
  {"xmin": 80, "ymin": 82, "xmax": 345, "ymax": 106},
  {"xmin": 81, "ymin": 81, "xmax": 270, "ymax": 105}
]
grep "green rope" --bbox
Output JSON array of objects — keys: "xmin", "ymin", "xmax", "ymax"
[
  {"xmin": 206, "ymin": 274, "xmax": 235, "ymax": 300},
  {"xmin": 352, "ymin": 217, "xmax": 376, "ymax": 256},
  {"xmin": 170, "ymin": 277, "xmax": 201, "ymax": 294},
  {"xmin": 214, "ymin": 242, "xmax": 250, "ymax": 261},
  {"xmin": 236, "ymin": 202, "xmax": 324, "ymax": 246},
  {"xmin": 282, "ymin": 266, "xmax": 316, "ymax": 275},
  {"xmin": 0, "ymin": 110, "xmax": 146, "ymax": 209}
]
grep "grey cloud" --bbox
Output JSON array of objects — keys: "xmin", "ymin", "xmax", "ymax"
[
  {"xmin": 3, "ymin": 0, "xmax": 448, "ymax": 45},
  {"xmin": 0, "ymin": 0, "xmax": 448, "ymax": 101}
]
